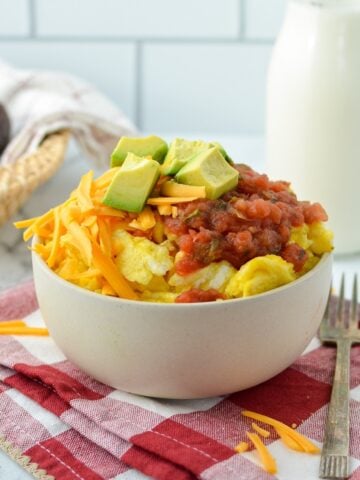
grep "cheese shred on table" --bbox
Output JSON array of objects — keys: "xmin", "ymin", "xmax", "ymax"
[
  {"xmin": 242, "ymin": 410, "xmax": 320, "ymax": 454},
  {"xmin": 246, "ymin": 431, "xmax": 277, "ymax": 474},
  {"xmin": 234, "ymin": 441, "xmax": 249, "ymax": 453},
  {"xmin": 233, "ymin": 410, "xmax": 321, "ymax": 475},
  {"xmin": 251, "ymin": 422, "xmax": 270, "ymax": 438},
  {"xmin": 0, "ymin": 320, "xmax": 49, "ymax": 336}
]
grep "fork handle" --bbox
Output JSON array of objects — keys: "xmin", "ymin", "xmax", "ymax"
[{"xmin": 322, "ymin": 339, "xmax": 351, "ymax": 457}]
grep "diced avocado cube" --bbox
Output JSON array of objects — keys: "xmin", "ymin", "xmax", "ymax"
[
  {"xmin": 175, "ymin": 147, "xmax": 239, "ymax": 200},
  {"xmin": 103, "ymin": 153, "xmax": 160, "ymax": 212},
  {"xmin": 210, "ymin": 142, "xmax": 233, "ymax": 163},
  {"xmin": 161, "ymin": 138, "xmax": 213, "ymax": 176},
  {"xmin": 111, "ymin": 135, "xmax": 168, "ymax": 167}
]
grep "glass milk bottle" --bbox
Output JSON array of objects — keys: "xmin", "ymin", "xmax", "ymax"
[{"xmin": 266, "ymin": 0, "xmax": 360, "ymax": 253}]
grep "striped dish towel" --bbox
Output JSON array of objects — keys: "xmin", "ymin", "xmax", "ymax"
[{"xmin": 0, "ymin": 281, "xmax": 360, "ymax": 480}]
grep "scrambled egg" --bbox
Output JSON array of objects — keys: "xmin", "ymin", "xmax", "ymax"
[
  {"xmin": 139, "ymin": 291, "xmax": 178, "ymax": 303},
  {"xmin": 113, "ymin": 230, "xmax": 173, "ymax": 286},
  {"xmin": 289, "ymin": 225, "xmax": 312, "ymax": 250},
  {"xmin": 225, "ymin": 255, "xmax": 296, "ymax": 298},
  {"xmin": 169, "ymin": 261, "xmax": 236, "ymax": 293},
  {"xmin": 57, "ymin": 221, "xmax": 332, "ymax": 301},
  {"xmin": 290, "ymin": 222, "xmax": 333, "ymax": 255},
  {"xmin": 289, "ymin": 222, "xmax": 333, "ymax": 274},
  {"xmin": 56, "ymin": 248, "xmax": 103, "ymax": 292},
  {"xmin": 119, "ymin": 221, "xmax": 332, "ymax": 301},
  {"xmin": 307, "ymin": 222, "xmax": 333, "ymax": 255}
]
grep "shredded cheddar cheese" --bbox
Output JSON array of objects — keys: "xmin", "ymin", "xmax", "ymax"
[
  {"xmin": 0, "ymin": 320, "xmax": 49, "ymax": 336},
  {"xmin": 92, "ymin": 241, "xmax": 138, "ymax": 300},
  {"xmin": 75, "ymin": 170, "xmax": 94, "ymax": 212},
  {"xmin": 233, "ymin": 410, "xmax": 322, "ymax": 475},
  {"xmin": 274, "ymin": 427, "xmax": 304, "ymax": 452},
  {"xmin": 47, "ymin": 206, "xmax": 61, "ymax": 268},
  {"xmin": 252, "ymin": 422, "xmax": 270, "ymax": 438},
  {"xmin": 0, "ymin": 320, "xmax": 26, "ymax": 328},
  {"xmin": 22, "ymin": 208, "xmax": 54, "ymax": 242},
  {"xmin": 92, "ymin": 167, "xmax": 120, "ymax": 190},
  {"xmin": 152, "ymin": 218, "xmax": 165, "ymax": 243},
  {"xmin": 14, "ymin": 170, "xmax": 143, "ymax": 300},
  {"xmin": 234, "ymin": 441, "xmax": 249, "ymax": 453},
  {"xmin": 98, "ymin": 217, "xmax": 112, "ymax": 257},
  {"xmin": 160, "ymin": 181, "xmax": 206, "ymax": 198},
  {"xmin": 95, "ymin": 206, "xmax": 126, "ymax": 218},
  {"xmin": 67, "ymin": 222, "xmax": 93, "ymax": 266},
  {"xmin": 147, "ymin": 196, "xmax": 198, "ymax": 205},
  {"xmin": 242, "ymin": 411, "xmax": 320, "ymax": 454},
  {"xmin": 0, "ymin": 327, "xmax": 49, "ymax": 336},
  {"xmin": 246, "ymin": 431, "xmax": 277, "ymax": 474},
  {"xmin": 128, "ymin": 207, "xmax": 156, "ymax": 231},
  {"xmin": 101, "ymin": 282, "xmax": 116, "ymax": 296},
  {"xmin": 67, "ymin": 268, "xmax": 101, "ymax": 280},
  {"xmin": 171, "ymin": 206, "xmax": 178, "ymax": 218},
  {"xmin": 157, "ymin": 205, "xmax": 173, "ymax": 216},
  {"xmin": 13, "ymin": 217, "xmax": 40, "ymax": 229}
]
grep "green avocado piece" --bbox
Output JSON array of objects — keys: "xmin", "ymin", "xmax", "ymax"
[
  {"xmin": 103, "ymin": 153, "xmax": 160, "ymax": 212},
  {"xmin": 111, "ymin": 135, "xmax": 168, "ymax": 167},
  {"xmin": 161, "ymin": 138, "xmax": 214, "ymax": 176},
  {"xmin": 210, "ymin": 142, "xmax": 233, "ymax": 164},
  {"xmin": 175, "ymin": 147, "xmax": 239, "ymax": 200}
]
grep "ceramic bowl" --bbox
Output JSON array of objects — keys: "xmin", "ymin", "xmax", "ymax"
[{"xmin": 32, "ymin": 246, "xmax": 332, "ymax": 399}]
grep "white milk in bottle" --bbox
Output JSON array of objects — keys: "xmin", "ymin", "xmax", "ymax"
[{"xmin": 266, "ymin": 0, "xmax": 360, "ymax": 253}]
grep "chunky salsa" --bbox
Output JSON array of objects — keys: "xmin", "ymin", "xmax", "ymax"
[{"xmin": 165, "ymin": 164, "xmax": 328, "ymax": 277}]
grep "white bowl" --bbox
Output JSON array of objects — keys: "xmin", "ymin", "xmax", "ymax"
[{"xmin": 32, "ymin": 247, "xmax": 332, "ymax": 399}]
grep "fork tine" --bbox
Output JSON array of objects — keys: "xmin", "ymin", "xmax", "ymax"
[
  {"xmin": 350, "ymin": 274, "xmax": 358, "ymax": 330},
  {"xmin": 336, "ymin": 274, "xmax": 345, "ymax": 327},
  {"xmin": 323, "ymin": 281, "xmax": 332, "ymax": 323},
  {"xmin": 319, "ymin": 283, "xmax": 333, "ymax": 339}
]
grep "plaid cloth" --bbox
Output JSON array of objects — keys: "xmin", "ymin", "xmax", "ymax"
[{"xmin": 0, "ymin": 282, "xmax": 359, "ymax": 480}]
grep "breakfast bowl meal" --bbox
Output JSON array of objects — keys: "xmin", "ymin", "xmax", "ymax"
[{"xmin": 17, "ymin": 135, "xmax": 333, "ymax": 398}]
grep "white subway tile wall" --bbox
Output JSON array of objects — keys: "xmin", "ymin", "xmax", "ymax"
[
  {"xmin": 35, "ymin": 0, "xmax": 240, "ymax": 39},
  {"xmin": 0, "ymin": 0, "xmax": 288, "ymax": 134},
  {"xmin": 0, "ymin": 0, "xmax": 29, "ymax": 36},
  {"xmin": 142, "ymin": 43, "xmax": 272, "ymax": 133},
  {"xmin": 245, "ymin": 0, "xmax": 287, "ymax": 39},
  {"xmin": 0, "ymin": 42, "xmax": 136, "ymax": 119}
]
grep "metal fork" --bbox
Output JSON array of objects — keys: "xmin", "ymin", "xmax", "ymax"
[{"xmin": 319, "ymin": 274, "xmax": 360, "ymax": 479}]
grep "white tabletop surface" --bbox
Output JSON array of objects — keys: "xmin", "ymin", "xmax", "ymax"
[{"xmin": 0, "ymin": 134, "xmax": 359, "ymax": 479}]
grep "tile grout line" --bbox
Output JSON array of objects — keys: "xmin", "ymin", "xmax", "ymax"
[
  {"xmin": 239, "ymin": 0, "xmax": 246, "ymax": 40},
  {"xmin": 238, "ymin": 0, "xmax": 242, "ymax": 39},
  {"xmin": 28, "ymin": 0, "xmax": 36, "ymax": 38},
  {"xmin": 0, "ymin": 36, "xmax": 273, "ymax": 45},
  {"xmin": 134, "ymin": 41, "xmax": 143, "ymax": 130}
]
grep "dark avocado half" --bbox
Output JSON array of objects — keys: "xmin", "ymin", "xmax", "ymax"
[{"xmin": 0, "ymin": 103, "xmax": 10, "ymax": 155}]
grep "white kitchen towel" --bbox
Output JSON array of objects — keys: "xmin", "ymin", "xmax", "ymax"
[{"xmin": 0, "ymin": 59, "xmax": 137, "ymax": 167}]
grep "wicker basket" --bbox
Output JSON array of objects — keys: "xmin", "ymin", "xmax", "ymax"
[{"xmin": 0, "ymin": 130, "xmax": 70, "ymax": 227}]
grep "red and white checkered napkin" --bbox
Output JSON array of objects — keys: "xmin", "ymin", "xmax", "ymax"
[{"xmin": 1, "ymin": 282, "xmax": 360, "ymax": 480}]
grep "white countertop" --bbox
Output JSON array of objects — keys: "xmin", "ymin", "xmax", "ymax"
[{"xmin": 0, "ymin": 134, "xmax": 359, "ymax": 479}]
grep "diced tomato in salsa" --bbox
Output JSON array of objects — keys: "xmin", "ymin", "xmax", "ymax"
[
  {"xmin": 281, "ymin": 243, "xmax": 308, "ymax": 272},
  {"xmin": 302, "ymin": 202, "xmax": 328, "ymax": 224},
  {"xmin": 164, "ymin": 164, "xmax": 327, "ymax": 275},
  {"xmin": 175, "ymin": 288, "xmax": 225, "ymax": 303}
]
